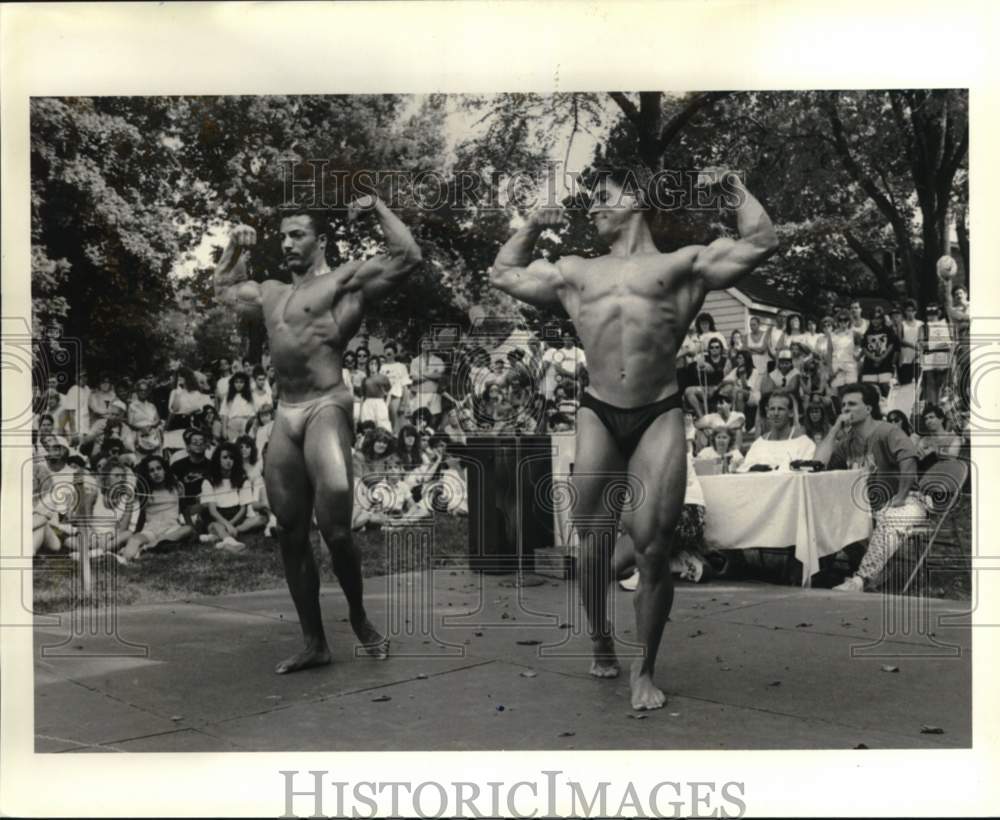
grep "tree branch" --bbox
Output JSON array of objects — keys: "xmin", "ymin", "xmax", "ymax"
[
  {"xmin": 608, "ymin": 92, "xmax": 640, "ymax": 126},
  {"xmin": 843, "ymin": 229, "xmax": 894, "ymax": 296},
  {"xmin": 656, "ymin": 91, "xmax": 730, "ymax": 154}
]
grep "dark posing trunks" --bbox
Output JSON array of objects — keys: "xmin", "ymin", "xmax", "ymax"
[{"xmin": 579, "ymin": 390, "xmax": 683, "ymax": 461}]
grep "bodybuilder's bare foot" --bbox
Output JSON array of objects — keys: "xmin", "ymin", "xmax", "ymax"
[
  {"xmin": 589, "ymin": 638, "xmax": 620, "ymax": 678},
  {"xmin": 630, "ymin": 659, "xmax": 666, "ymax": 710},
  {"xmin": 351, "ymin": 614, "xmax": 389, "ymax": 659},
  {"xmin": 275, "ymin": 644, "xmax": 332, "ymax": 675}
]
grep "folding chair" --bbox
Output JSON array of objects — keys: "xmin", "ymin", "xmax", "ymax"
[{"xmin": 900, "ymin": 458, "xmax": 969, "ymax": 595}]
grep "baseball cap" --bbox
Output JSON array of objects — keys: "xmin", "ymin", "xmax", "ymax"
[
  {"xmin": 777, "ymin": 350, "xmax": 793, "ymax": 361},
  {"xmin": 110, "ymin": 399, "xmax": 128, "ymax": 413}
]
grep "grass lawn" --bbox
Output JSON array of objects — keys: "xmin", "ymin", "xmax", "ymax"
[{"xmin": 32, "ymin": 514, "xmax": 473, "ymax": 614}]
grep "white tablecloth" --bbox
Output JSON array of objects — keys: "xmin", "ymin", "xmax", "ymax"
[{"xmin": 700, "ymin": 469, "xmax": 872, "ymax": 586}]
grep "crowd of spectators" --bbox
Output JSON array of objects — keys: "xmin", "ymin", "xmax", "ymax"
[{"xmin": 32, "ymin": 274, "xmax": 971, "ymax": 592}]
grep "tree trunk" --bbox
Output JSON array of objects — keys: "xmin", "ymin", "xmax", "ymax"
[{"xmin": 955, "ymin": 204, "xmax": 970, "ymax": 282}]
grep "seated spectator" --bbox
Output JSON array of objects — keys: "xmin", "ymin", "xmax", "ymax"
[
  {"xmin": 885, "ymin": 409, "xmax": 913, "ymax": 438},
  {"xmin": 65, "ymin": 456, "xmax": 137, "ymax": 558},
  {"xmin": 170, "ymin": 428, "xmax": 213, "ymax": 528},
  {"xmin": 913, "ymin": 404, "xmax": 962, "ymax": 469},
  {"xmin": 221, "ymin": 371, "xmax": 256, "ymax": 442},
  {"xmin": 696, "ymin": 427, "xmax": 745, "ymax": 472},
  {"xmin": 410, "ymin": 407, "xmax": 436, "ymax": 437},
  {"xmin": 128, "ymin": 379, "xmax": 164, "ymax": 456},
  {"xmin": 815, "ymin": 383, "xmax": 922, "ymax": 592},
  {"xmin": 796, "ymin": 354, "xmax": 834, "ymax": 418},
  {"xmin": 759, "ymin": 350, "xmax": 800, "ymax": 418},
  {"xmin": 236, "ymin": 434, "xmax": 263, "ymax": 485},
  {"xmin": 719, "ymin": 349, "xmax": 760, "ymax": 429},
  {"xmin": 88, "ymin": 373, "xmax": 116, "ymax": 424},
  {"xmin": 249, "ymin": 403, "xmax": 274, "ymax": 456},
  {"xmin": 357, "ymin": 428, "xmax": 398, "ymax": 478},
  {"xmin": 197, "ymin": 441, "xmax": 253, "ymax": 553},
  {"xmin": 120, "ymin": 455, "xmax": 193, "ymax": 562},
  {"xmin": 82, "ymin": 400, "xmax": 134, "ymax": 462},
  {"xmin": 33, "ymin": 436, "xmax": 86, "ymax": 553},
  {"xmin": 738, "ymin": 392, "xmax": 815, "ymax": 472},
  {"xmin": 167, "ymin": 367, "xmax": 211, "ymax": 433},
  {"xmin": 548, "ymin": 412, "xmax": 575, "ymax": 434},
  {"xmin": 250, "ymin": 365, "xmax": 273, "ymax": 411},
  {"xmin": 33, "ymin": 414, "xmax": 56, "ymax": 456},
  {"xmin": 191, "ymin": 403, "xmax": 222, "ymax": 448},
  {"xmin": 802, "ymin": 395, "xmax": 833, "ymax": 445},
  {"xmin": 396, "ymin": 425, "xmax": 423, "ymax": 471},
  {"xmin": 684, "ymin": 337, "xmax": 729, "ymax": 417},
  {"xmin": 695, "ymin": 393, "xmax": 746, "ymax": 451}
]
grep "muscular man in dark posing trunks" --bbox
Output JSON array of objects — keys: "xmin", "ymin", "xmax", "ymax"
[{"xmin": 491, "ymin": 168, "xmax": 777, "ymax": 708}]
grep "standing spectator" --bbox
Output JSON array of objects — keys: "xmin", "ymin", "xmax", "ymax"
[
  {"xmin": 776, "ymin": 313, "xmax": 811, "ymax": 353},
  {"xmin": 62, "ymin": 370, "xmax": 91, "ymax": 438},
  {"xmin": 198, "ymin": 441, "xmax": 253, "ymax": 553},
  {"xmin": 89, "ymin": 373, "xmax": 116, "ymax": 424},
  {"xmin": 745, "ymin": 315, "xmax": 775, "ymax": 377},
  {"xmin": 920, "ymin": 302, "xmax": 952, "ymax": 407},
  {"xmin": 409, "ymin": 338, "xmax": 446, "ymax": 427},
  {"xmin": 848, "ymin": 299, "xmax": 869, "ymax": 336},
  {"xmin": 550, "ymin": 331, "xmax": 586, "ymax": 385},
  {"xmin": 729, "ymin": 329, "xmax": 745, "ymax": 354},
  {"xmin": 802, "ymin": 317, "xmax": 822, "ymax": 354},
  {"xmin": 938, "ymin": 256, "xmax": 969, "ymax": 412},
  {"xmin": 221, "ymin": 370, "xmax": 255, "ymax": 442},
  {"xmin": 120, "ymin": 455, "xmax": 193, "ymax": 562},
  {"xmin": 250, "ymin": 365, "xmax": 273, "ymax": 412},
  {"xmin": 694, "ymin": 312, "xmax": 727, "ymax": 353},
  {"xmin": 359, "ymin": 356, "xmax": 392, "ymax": 433},
  {"xmin": 860, "ymin": 306, "xmax": 900, "ymax": 400},
  {"xmin": 829, "ymin": 309, "xmax": 860, "ymax": 390},
  {"xmin": 214, "ymin": 358, "xmax": 233, "ymax": 408},
  {"xmin": 815, "ymin": 383, "xmax": 921, "ymax": 592},
  {"xmin": 380, "ymin": 342, "xmax": 411, "ymax": 431}
]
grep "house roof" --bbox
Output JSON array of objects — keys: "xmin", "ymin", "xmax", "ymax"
[{"xmin": 731, "ymin": 275, "xmax": 803, "ymax": 313}]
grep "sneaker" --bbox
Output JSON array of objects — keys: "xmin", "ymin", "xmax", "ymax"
[
  {"xmin": 619, "ymin": 570, "xmax": 640, "ymax": 591},
  {"xmin": 219, "ymin": 537, "xmax": 246, "ymax": 554},
  {"xmin": 833, "ymin": 575, "xmax": 864, "ymax": 592},
  {"xmin": 199, "ymin": 533, "xmax": 219, "ymax": 544}
]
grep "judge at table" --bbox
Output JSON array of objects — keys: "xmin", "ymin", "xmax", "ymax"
[{"xmin": 738, "ymin": 392, "xmax": 815, "ymax": 472}]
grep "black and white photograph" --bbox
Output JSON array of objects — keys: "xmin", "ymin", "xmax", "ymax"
[{"xmin": 2, "ymin": 2, "xmax": 998, "ymax": 818}]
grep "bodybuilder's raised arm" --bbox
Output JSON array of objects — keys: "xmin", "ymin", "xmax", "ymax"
[
  {"xmin": 490, "ymin": 208, "xmax": 569, "ymax": 309},
  {"xmin": 336, "ymin": 196, "xmax": 423, "ymax": 303},
  {"xmin": 214, "ymin": 225, "xmax": 263, "ymax": 320},
  {"xmin": 692, "ymin": 171, "xmax": 779, "ymax": 291}
]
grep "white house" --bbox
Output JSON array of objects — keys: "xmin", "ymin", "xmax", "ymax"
[{"xmin": 700, "ymin": 275, "xmax": 804, "ymax": 339}]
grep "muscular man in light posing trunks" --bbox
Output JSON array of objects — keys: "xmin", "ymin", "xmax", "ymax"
[
  {"xmin": 491, "ymin": 168, "xmax": 777, "ymax": 709},
  {"xmin": 214, "ymin": 197, "xmax": 422, "ymax": 673}
]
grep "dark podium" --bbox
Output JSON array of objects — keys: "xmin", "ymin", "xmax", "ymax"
[{"xmin": 451, "ymin": 435, "xmax": 556, "ymax": 575}]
